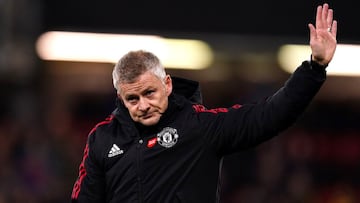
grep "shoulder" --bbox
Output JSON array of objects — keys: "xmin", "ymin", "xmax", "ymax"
[{"xmin": 87, "ymin": 114, "xmax": 117, "ymax": 143}]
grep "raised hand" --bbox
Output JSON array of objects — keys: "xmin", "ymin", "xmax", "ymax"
[{"xmin": 308, "ymin": 3, "xmax": 337, "ymax": 66}]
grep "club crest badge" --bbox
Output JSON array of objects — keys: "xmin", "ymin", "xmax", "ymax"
[{"xmin": 157, "ymin": 127, "xmax": 179, "ymax": 148}]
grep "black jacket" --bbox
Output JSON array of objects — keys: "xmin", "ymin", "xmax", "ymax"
[{"xmin": 71, "ymin": 61, "xmax": 326, "ymax": 203}]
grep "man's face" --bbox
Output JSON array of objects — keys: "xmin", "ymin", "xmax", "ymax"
[{"xmin": 118, "ymin": 71, "xmax": 172, "ymax": 126}]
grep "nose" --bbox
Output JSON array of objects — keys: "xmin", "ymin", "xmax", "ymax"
[{"xmin": 138, "ymin": 98, "xmax": 150, "ymax": 111}]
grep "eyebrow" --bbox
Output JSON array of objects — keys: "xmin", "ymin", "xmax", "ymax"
[
  {"xmin": 124, "ymin": 87, "xmax": 156, "ymax": 98},
  {"xmin": 125, "ymin": 94, "xmax": 138, "ymax": 100}
]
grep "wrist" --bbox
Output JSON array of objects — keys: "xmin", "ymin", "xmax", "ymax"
[{"xmin": 311, "ymin": 55, "xmax": 328, "ymax": 68}]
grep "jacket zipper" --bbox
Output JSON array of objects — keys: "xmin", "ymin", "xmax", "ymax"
[{"xmin": 136, "ymin": 139, "xmax": 144, "ymax": 203}]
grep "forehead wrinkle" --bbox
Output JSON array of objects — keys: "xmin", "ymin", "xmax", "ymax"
[
  {"xmin": 121, "ymin": 83, "xmax": 145, "ymax": 97},
  {"xmin": 120, "ymin": 76, "xmax": 159, "ymax": 97}
]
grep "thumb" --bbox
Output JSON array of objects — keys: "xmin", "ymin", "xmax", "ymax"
[{"xmin": 308, "ymin": 23, "xmax": 316, "ymax": 42}]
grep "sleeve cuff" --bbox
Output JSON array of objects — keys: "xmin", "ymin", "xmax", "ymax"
[{"xmin": 310, "ymin": 55, "xmax": 328, "ymax": 72}]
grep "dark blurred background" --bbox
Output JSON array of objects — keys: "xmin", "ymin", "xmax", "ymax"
[{"xmin": 1, "ymin": 0, "xmax": 360, "ymax": 202}]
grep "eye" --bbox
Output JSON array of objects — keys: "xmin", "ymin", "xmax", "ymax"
[
  {"xmin": 126, "ymin": 95, "xmax": 139, "ymax": 104},
  {"xmin": 145, "ymin": 90, "xmax": 155, "ymax": 96}
]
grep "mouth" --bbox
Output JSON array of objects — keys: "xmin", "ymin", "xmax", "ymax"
[{"xmin": 140, "ymin": 113, "xmax": 153, "ymax": 119}]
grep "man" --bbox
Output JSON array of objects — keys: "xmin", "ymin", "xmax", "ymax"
[{"xmin": 71, "ymin": 3, "xmax": 337, "ymax": 203}]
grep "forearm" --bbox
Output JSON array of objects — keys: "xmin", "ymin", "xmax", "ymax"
[{"xmin": 264, "ymin": 60, "xmax": 326, "ymax": 131}]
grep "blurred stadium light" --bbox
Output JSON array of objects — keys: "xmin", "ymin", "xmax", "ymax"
[
  {"xmin": 278, "ymin": 44, "xmax": 360, "ymax": 76},
  {"xmin": 36, "ymin": 31, "xmax": 214, "ymax": 70}
]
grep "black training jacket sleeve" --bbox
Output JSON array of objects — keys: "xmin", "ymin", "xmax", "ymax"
[
  {"xmin": 198, "ymin": 60, "xmax": 326, "ymax": 155},
  {"xmin": 71, "ymin": 130, "xmax": 106, "ymax": 203}
]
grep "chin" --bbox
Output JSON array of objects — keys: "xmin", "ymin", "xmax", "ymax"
[{"xmin": 140, "ymin": 117, "xmax": 160, "ymax": 126}]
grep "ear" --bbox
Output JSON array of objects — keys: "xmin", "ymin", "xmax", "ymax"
[{"xmin": 164, "ymin": 75, "xmax": 173, "ymax": 96}]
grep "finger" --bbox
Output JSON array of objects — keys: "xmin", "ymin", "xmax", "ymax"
[
  {"xmin": 327, "ymin": 9, "xmax": 333, "ymax": 28},
  {"xmin": 322, "ymin": 4, "xmax": 328, "ymax": 23},
  {"xmin": 321, "ymin": 3, "xmax": 329, "ymax": 28},
  {"xmin": 331, "ymin": 20, "xmax": 338, "ymax": 37},
  {"xmin": 315, "ymin": 5, "xmax": 322, "ymax": 28},
  {"xmin": 308, "ymin": 23, "xmax": 316, "ymax": 41}
]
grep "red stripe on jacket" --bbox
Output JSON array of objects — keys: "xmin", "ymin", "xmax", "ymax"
[
  {"xmin": 192, "ymin": 104, "xmax": 241, "ymax": 113},
  {"xmin": 71, "ymin": 115, "xmax": 114, "ymax": 199}
]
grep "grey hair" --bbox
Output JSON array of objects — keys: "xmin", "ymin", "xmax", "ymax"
[{"xmin": 112, "ymin": 50, "xmax": 166, "ymax": 93}]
